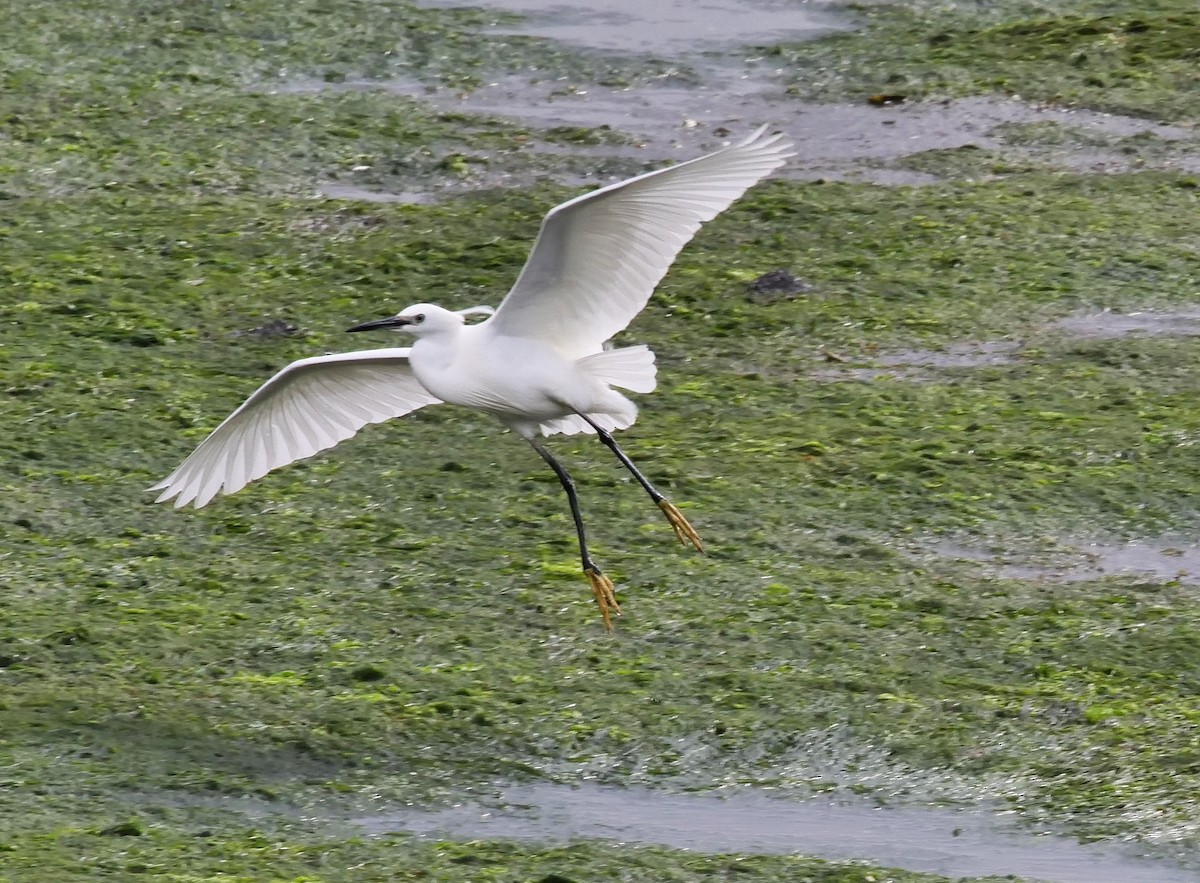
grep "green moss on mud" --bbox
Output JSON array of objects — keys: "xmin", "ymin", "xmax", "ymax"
[
  {"xmin": 5, "ymin": 172, "xmax": 1200, "ymax": 877},
  {"xmin": 0, "ymin": 831, "xmax": 967, "ymax": 883},
  {"xmin": 0, "ymin": 0, "xmax": 683, "ymax": 200},
  {"xmin": 2, "ymin": 0, "xmax": 1200, "ymax": 880}
]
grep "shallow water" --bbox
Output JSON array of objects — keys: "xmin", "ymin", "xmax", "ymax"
[
  {"xmin": 316, "ymin": 183, "xmax": 434, "ymax": 204},
  {"xmin": 278, "ymin": 0, "xmax": 1193, "ymax": 192},
  {"xmin": 1054, "ymin": 311, "xmax": 1200, "ymax": 339},
  {"xmin": 416, "ymin": 0, "xmax": 849, "ymax": 53},
  {"xmin": 281, "ymin": 67, "xmax": 1191, "ymax": 189},
  {"xmin": 935, "ymin": 536, "xmax": 1200, "ymax": 586},
  {"xmin": 357, "ymin": 782, "xmax": 1193, "ymax": 882},
  {"xmin": 810, "ymin": 340, "xmax": 1022, "ymax": 381}
]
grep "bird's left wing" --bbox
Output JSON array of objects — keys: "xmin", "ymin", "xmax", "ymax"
[
  {"xmin": 150, "ymin": 348, "xmax": 440, "ymax": 509},
  {"xmin": 484, "ymin": 126, "xmax": 795, "ymax": 358}
]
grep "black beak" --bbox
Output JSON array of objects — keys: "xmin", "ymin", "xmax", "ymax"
[{"xmin": 346, "ymin": 315, "xmax": 412, "ymax": 333}]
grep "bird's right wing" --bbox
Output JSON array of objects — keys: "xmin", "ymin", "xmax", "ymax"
[
  {"xmin": 151, "ymin": 348, "xmax": 440, "ymax": 509},
  {"xmin": 484, "ymin": 126, "xmax": 794, "ymax": 358}
]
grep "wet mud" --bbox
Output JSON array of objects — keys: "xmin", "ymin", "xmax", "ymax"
[
  {"xmin": 271, "ymin": 1, "xmax": 1198, "ymax": 197},
  {"xmin": 932, "ymin": 536, "xmax": 1200, "ymax": 587},
  {"xmin": 811, "ymin": 309, "xmax": 1200, "ymax": 382},
  {"xmin": 418, "ymin": 0, "xmax": 851, "ymax": 53}
]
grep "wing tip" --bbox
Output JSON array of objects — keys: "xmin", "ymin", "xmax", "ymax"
[
  {"xmin": 149, "ymin": 485, "xmax": 182, "ymax": 506},
  {"xmin": 738, "ymin": 123, "xmax": 770, "ymax": 146},
  {"xmin": 149, "ymin": 477, "xmax": 207, "ymax": 509},
  {"xmin": 736, "ymin": 124, "xmax": 797, "ymax": 163}
]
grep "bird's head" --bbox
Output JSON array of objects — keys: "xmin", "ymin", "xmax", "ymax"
[{"xmin": 347, "ymin": 303, "xmax": 467, "ymax": 338}]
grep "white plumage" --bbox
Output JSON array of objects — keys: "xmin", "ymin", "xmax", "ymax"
[
  {"xmin": 152, "ymin": 350, "xmax": 439, "ymax": 508},
  {"xmin": 489, "ymin": 127, "xmax": 794, "ymax": 357},
  {"xmin": 152, "ymin": 126, "xmax": 794, "ymax": 628}
]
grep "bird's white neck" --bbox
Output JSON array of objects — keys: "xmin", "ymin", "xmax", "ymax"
[{"xmin": 409, "ymin": 323, "xmax": 463, "ymax": 372}]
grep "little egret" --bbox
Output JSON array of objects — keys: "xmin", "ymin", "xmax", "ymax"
[{"xmin": 152, "ymin": 126, "xmax": 794, "ymax": 629}]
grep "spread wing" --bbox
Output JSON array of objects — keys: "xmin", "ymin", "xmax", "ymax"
[
  {"xmin": 484, "ymin": 126, "xmax": 794, "ymax": 358},
  {"xmin": 151, "ymin": 348, "xmax": 440, "ymax": 508}
]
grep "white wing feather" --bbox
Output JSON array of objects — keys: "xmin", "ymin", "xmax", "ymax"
[
  {"xmin": 151, "ymin": 348, "xmax": 440, "ymax": 508},
  {"xmin": 485, "ymin": 126, "xmax": 794, "ymax": 358}
]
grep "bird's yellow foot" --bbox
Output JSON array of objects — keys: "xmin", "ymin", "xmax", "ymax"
[
  {"xmin": 585, "ymin": 567, "xmax": 620, "ymax": 633},
  {"xmin": 658, "ymin": 499, "xmax": 704, "ymax": 553}
]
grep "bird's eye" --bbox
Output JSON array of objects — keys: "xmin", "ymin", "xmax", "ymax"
[{"xmin": 413, "ymin": 314, "xmax": 425, "ymax": 324}]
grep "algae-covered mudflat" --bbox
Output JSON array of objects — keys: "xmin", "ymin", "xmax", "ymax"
[{"xmin": 2, "ymin": 1, "xmax": 1198, "ymax": 881}]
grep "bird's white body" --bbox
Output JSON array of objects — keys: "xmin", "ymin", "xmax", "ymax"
[{"xmin": 401, "ymin": 308, "xmax": 647, "ymax": 438}]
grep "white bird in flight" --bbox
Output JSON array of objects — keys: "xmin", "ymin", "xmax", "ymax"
[{"xmin": 152, "ymin": 126, "xmax": 794, "ymax": 630}]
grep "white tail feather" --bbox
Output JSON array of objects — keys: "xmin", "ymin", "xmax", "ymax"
[
  {"xmin": 539, "ymin": 409, "xmax": 634, "ymax": 437},
  {"xmin": 578, "ymin": 345, "xmax": 657, "ymax": 393},
  {"xmin": 536, "ymin": 345, "xmax": 654, "ymax": 437}
]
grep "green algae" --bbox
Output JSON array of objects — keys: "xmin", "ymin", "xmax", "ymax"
[
  {"xmin": 5, "ymin": 174, "xmax": 1200, "ymax": 877},
  {"xmin": 3, "ymin": 0, "xmax": 1200, "ymax": 880},
  {"xmin": 0, "ymin": 831, "xmax": 969, "ymax": 883},
  {"xmin": 0, "ymin": 0, "xmax": 682, "ymax": 200},
  {"xmin": 773, "ymin": 2, "xmax": 1200, "ymax": 121},
  {"xmin": 887, "ymin": 145, "xmax": 1034, "ymax": 180}
]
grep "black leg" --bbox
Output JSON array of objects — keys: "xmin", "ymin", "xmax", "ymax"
[
  {"xmin": 529, "ymin": 438, "xmax": 594, "ymax": 572},
  {"xmin": 581, "ymin": 417, "xmax": 705, "ymax": 553},
  {"xmin": 528, "ymin": 438, "xmax": 620, "ymax": 631}
]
